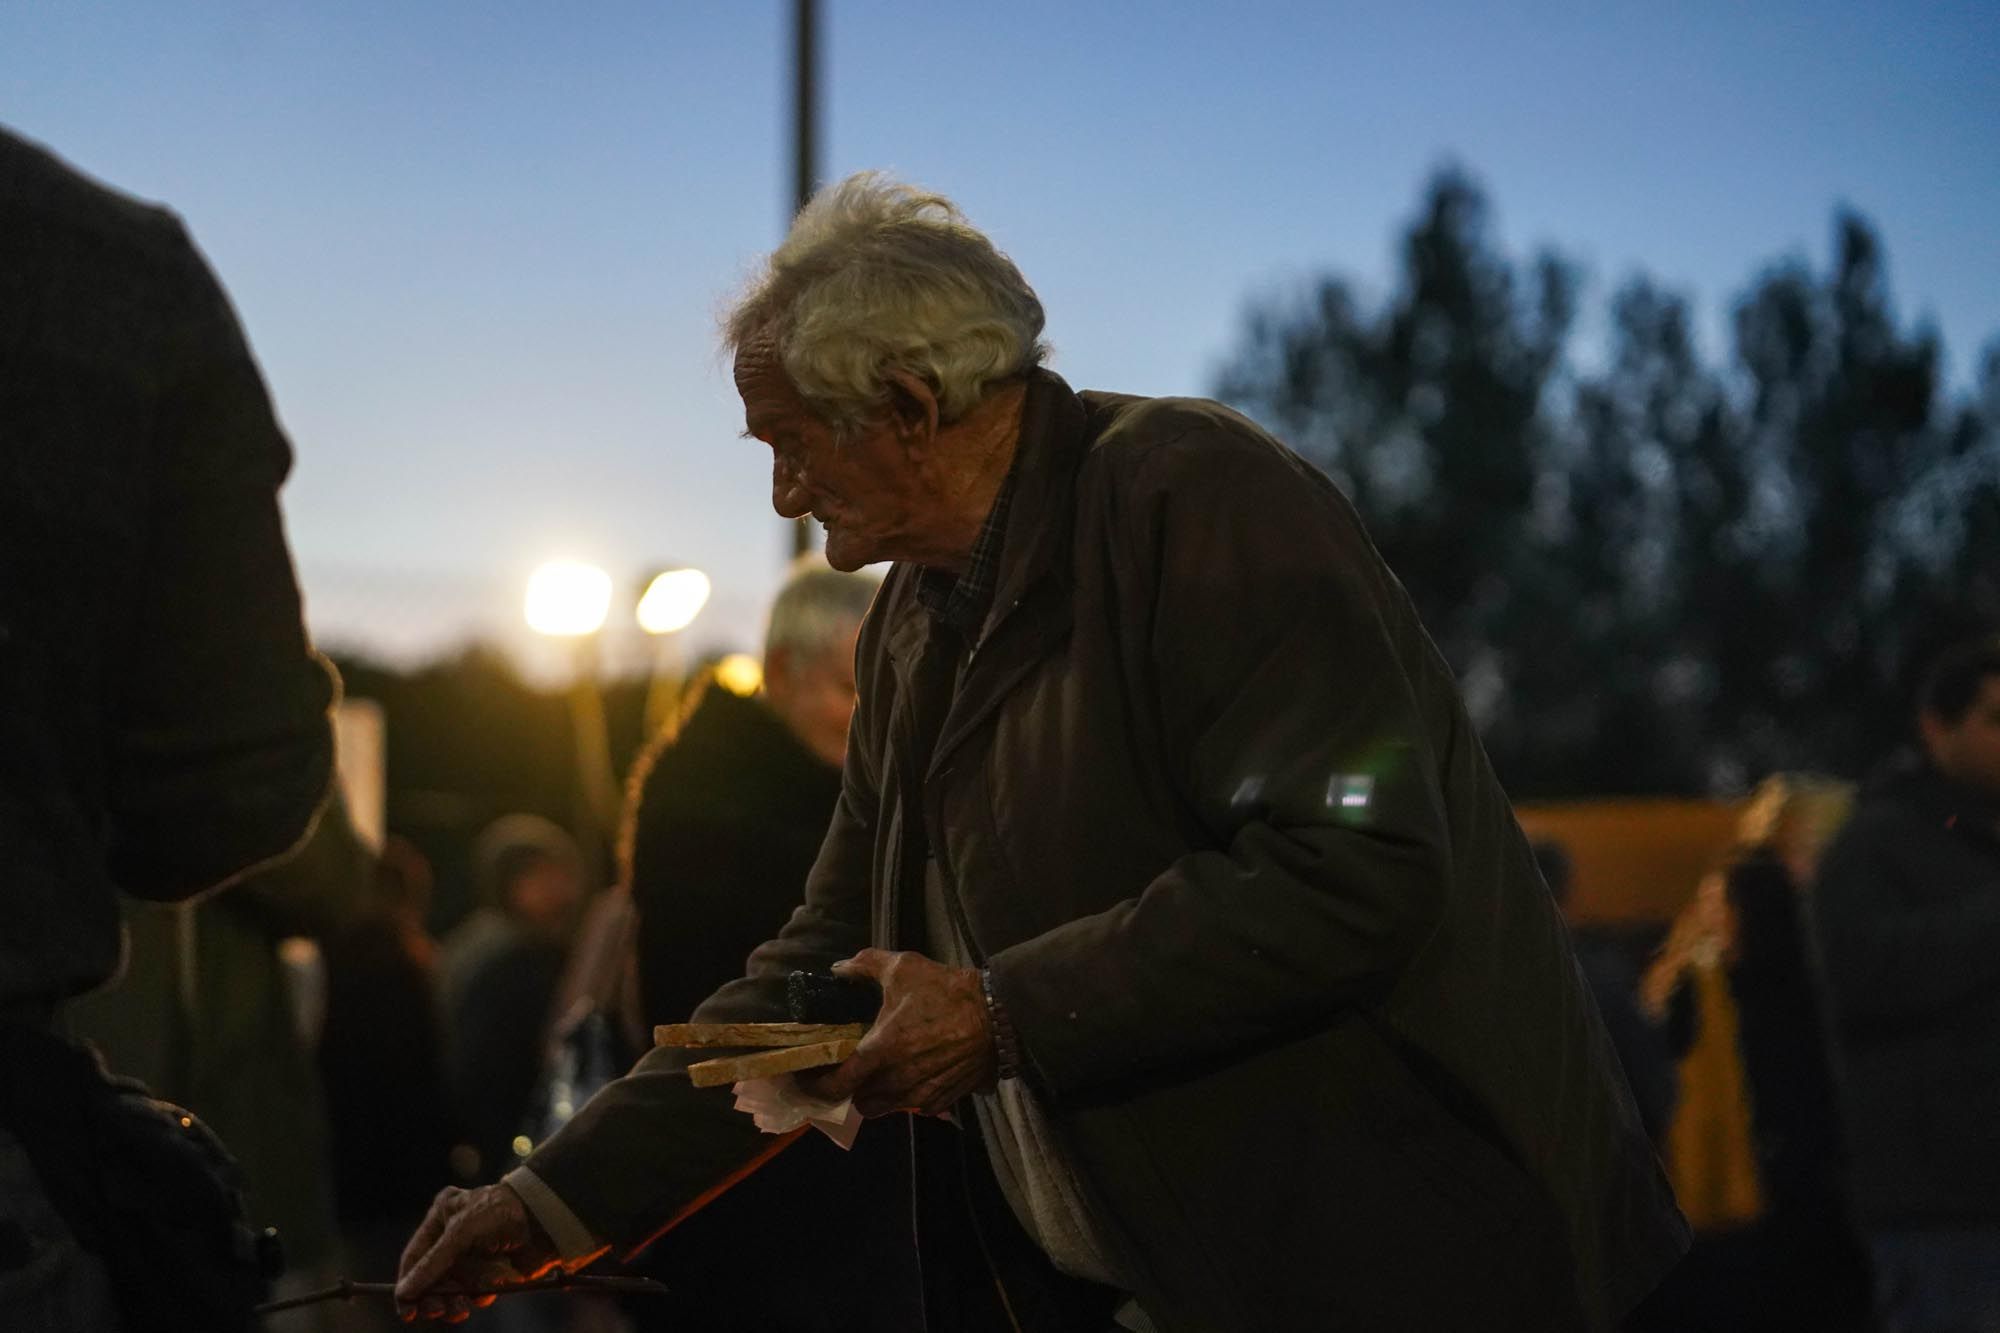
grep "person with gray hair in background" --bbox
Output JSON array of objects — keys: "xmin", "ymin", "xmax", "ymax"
[
  {"xmin": 627, "ymin": 554, "xmax": 881, "ymax": 1030},
  {"xmin": 598, "ymin": 554, "xmax": 917, "ymax": 1332},
  {"xmin": 400, "ymin": 172, "xmax": 1685, "ymax": 1331}
]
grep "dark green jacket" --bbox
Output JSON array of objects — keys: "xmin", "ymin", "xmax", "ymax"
[{"xmin": 532, "ymin": 371, "xmax": 1687, "ymax": 1330}]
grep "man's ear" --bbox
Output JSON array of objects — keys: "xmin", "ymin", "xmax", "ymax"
[{"xmin": 882, "ymin": 368, "xmax": 940, "ymax": 447}]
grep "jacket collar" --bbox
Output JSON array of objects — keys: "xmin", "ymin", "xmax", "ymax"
[
  {"xmin": 885, "ymin": 368, "xmax": 1089, "ymax": 667},
  {"xmin": 985, "ymin": 367, "xmax": 1090, "ymax": 631},
  {"xmin": 882, "ymin": 369, "xmax": 1091, "ymax": 775}
]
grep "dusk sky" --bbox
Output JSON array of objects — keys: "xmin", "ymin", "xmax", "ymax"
[{"xmin": 7, "ymin": 2, "xmax": 1996, "ymax": 678}]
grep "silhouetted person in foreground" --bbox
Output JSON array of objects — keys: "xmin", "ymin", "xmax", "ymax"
[
  {"xmin": 1814, "ymin": 637, "xmax": 2000, "ymax": 1333},
  {"xmin": 0, "ymin": 125, "xmax": 336, "ymax": 1330},
  {"xmin": 66, "ymin": 785, "xmax": 375, "ymax": 1308}
]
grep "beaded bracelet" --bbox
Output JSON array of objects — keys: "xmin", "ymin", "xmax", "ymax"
[{"xmin": 979, "ymin": 966, "xmax": 1023, "ymax": 1082}]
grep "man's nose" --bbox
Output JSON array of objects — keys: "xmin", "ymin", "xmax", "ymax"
[{"xmin": 772, "ymin": 458, "xmax": 810, "ymax": 519}]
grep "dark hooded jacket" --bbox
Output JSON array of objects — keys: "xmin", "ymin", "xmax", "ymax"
[
  {"xmin": 1812, "ymin": 754, "xmax": 2000, "ymax": 1227},
  {"xmin": 0, "ymin": 126, "xmax": 334, "ymax": 1009},
  {"xmin": 528, "ymin": 371, "xmax": 1688, "ymax": 1331},
  {"xmin": 628, "ymin": 681, "xmax": 843, "ymax": 1029}
]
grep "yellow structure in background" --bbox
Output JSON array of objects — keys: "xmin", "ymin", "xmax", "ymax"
[
  {"xmin": 1517, "ymin": 795, "xmax": 1810, "ymax": 1235},
  {"xmin": 1516, "ymin": 797, "xmax": 1741, "ymax": 925}
]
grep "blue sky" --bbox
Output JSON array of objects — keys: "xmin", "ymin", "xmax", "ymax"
[{"xmin": 7, "ymin": 2, "xmax": 1996, "ymax": 675}]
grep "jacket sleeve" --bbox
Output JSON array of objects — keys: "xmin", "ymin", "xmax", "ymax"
[
  {"xmin": 521, "ymin": 640, "xmax": 884, "ymax": 1247},
  {"xmin": 106, "ymin": 220, "xmax": 336, "ymax": 901},
  {"xmin": 989, "ymin": 421, "xmax": 1452, "ymax": 1096},
  {"xmin": 1812, "ymin": 817, "xmax": 2000, "ymax": 1023}
]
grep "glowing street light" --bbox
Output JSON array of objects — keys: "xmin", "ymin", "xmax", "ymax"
[
  {"xmin": 524, "ymin": 560, "xmax": 613, "ymax": 638},
  {"xmin": 523, "ymin": 560, "xmax": 617, "ymax": 883},
  {"xmin": 636, "ymin": 567, "xmax": 711, "ymax": 635}
]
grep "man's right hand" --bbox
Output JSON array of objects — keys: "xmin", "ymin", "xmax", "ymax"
[{"xmin": 395, "ymin": 1183, "xmax": 557, "ymax": 1323}]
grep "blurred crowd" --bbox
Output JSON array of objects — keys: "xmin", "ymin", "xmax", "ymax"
[
  {"xmin": 1555, "ymin": 634, "xmax": 2000, "ymax": 1333},
  {"xmin": 53, "ymin": 556, "xmax": 892, "ymax": 1333}
]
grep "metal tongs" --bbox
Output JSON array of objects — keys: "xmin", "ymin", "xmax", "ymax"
[{"xmin": 256, "ymin": 1270, "xmax": 671, "ymax": 1315}]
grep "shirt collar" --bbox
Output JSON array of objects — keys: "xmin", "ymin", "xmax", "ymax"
[{"xmin": 916, "ymin": 466, "xmax": 1017, "ymax": 638}]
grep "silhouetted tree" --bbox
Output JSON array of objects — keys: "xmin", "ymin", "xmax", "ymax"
[
  {"xmin": 1497, "ymin": 281, "xmax": 1728, "ymax": 792},
  {"xmin": 1217, "ymin": 169, "xmax": 1574, "ymax": 728},
  {"xmin": 1720, "ymin": 215, "xmax": 1959, "ymax": 776},
  {"xmin": 1217, "ymin": 172, "xmax": 1998, "ymax": 796}
]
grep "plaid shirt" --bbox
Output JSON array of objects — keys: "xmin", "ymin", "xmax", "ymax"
[{"xmin": 916, "ymin": 470, "xmax": 1016, "ymax": 639}]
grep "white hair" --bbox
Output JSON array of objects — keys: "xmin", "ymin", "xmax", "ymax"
[
  {"xmin": 724, "ymin": 171, "xmax": 1049, "ymax": 437},
  {"xmin": 763, "ymin": 554, "xmax": 881, "ymax": 666}
]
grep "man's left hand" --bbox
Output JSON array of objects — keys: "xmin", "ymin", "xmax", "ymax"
[{"xmin": 796, "ymin": 949, "xmax": 995, "ymax": 1116}]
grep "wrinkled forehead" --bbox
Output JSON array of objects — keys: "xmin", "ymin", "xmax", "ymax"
[
  {"xmin": 733, "ymin": 338, "xmax": 804, "ymax": 415},
  {"xmin": 736, "ymin": 334, "xmax": 788, "ymax": 396}
]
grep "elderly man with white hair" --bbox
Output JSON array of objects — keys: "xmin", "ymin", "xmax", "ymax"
[{"xmin": 399, "ymin": 173, "xmax": 1687, "ymax": 1331}]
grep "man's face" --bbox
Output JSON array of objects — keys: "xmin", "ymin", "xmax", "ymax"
[
  {"xmin": 1921, "ymin": 674, "xmax": 2000, "ymax": 801},
  {"xmin": 735, "ymin": 343, "xmax": 930, "ymax": 572}
]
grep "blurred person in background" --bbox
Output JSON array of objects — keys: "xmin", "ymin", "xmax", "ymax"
[
  {"xmin": 440, "ymin": 814, "xmax": 587, "ymax": 1184},
  {"xmin": 1632, "ymin": 774, "xmax": 1873, "ymax": 1333},
  {"xmin": 628, "ymin": 555, "xmax": 879, "ymax": 1031},
  {"xmin": 0, "ymin": 125, "xmax": 337, "ymax": 1330},
  {"xmin": 609, "ymin": 554, "xmax": 921, "ymax": 1332},
  {"xmin": 1814, "ymin": 636, "xmax": 2000, "ymax": 1333},
  {"xmin": 398, "ymin": 172, "xmax": 1685, "ymax": 1332},
  {"xmin": 1532, "ymin": 839, "xmax": 1676, "ymax": 1145},
  {"xmin": 317, "ymin": 836, "xmax": 455, "ymax": 1332}
]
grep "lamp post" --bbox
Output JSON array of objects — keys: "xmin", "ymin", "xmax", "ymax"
[
  {"xmin": 524, "ymin": 560, "xmax": 620, "ymax": 884},
  {"xmin": 636, "ymin": 566, "xmax": 711, "ymax": 738},
  {"xmin": 788, "ymin": 0, "xmax": 820, "ymax": 561}
]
